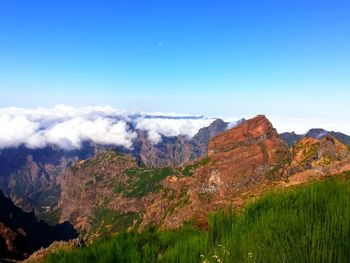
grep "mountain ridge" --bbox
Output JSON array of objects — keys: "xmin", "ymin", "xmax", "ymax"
[
  {"xmin": 58, "ymin": 115, "xmax": 350, "ymax": 237},
  {"xmin": 0, "ymin": 119, "xmax": 230, "ymax": 223},
  {"xmin": 280, "ymin": 129, "xmax": 350, "ymax": 147},
  {"xmin": 0, "ymin": 115, "xmax": 349, "ymax": 232}
]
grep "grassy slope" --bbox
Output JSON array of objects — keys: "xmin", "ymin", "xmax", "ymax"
[{"xmin": 46, "ymin": 171, "xmax": 350, "ymax": 263}]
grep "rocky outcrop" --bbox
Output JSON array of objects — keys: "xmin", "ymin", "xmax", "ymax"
[
  {"xmin": 285, "ymin": 135, "xmax": 350, "ymax": 185},
  {"xmin": 59, "ymin": 115, "xmax": 291, "ymax": 233},
  {"xmin": 151, "ymin": 115, "xmax": 290, "ymax": 228},
  {"xmin": 58, "ymin": 115, "xmax": 350, "ymax": 237},
  {"xmin": 191, "ymin": 118, "xmax": 231, "ymax": 157},
  {"xmin": 202, "ymin": 115, "xmax": 289, "ymax": 197},
  {"xmin": 137, "ymin": 117, "xmax": 350, "ymax": 229},
  {"xmin": 0, "ymin": 119, "xmax": 229, "ymax": 224},
  {"xmin": 59, "ymin": 151, "xmax": 138, "ymax": 231}
]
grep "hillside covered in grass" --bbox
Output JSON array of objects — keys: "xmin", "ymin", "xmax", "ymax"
[{"xmin": 45, "ymin": 171, "xmax": 350, "ymax": 263}]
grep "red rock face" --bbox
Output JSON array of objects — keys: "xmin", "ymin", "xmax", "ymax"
[
  {"xmin": 58, "ymin": 115, "xmax": 292, "ymax": 232},
  {"xmin": 209, "ymin": 115, "xmax": 284, "ymax": 156},
  {"xmin": 58, "ymin": 115, "xmax": 350, "ymax": 234},
  {"xmin": 205, "ymin": 115, "xmax": 289, "ymax": 194},
  {"xmin": 147, "ymin": 116, "xmax": 291, "ymax": 229}
]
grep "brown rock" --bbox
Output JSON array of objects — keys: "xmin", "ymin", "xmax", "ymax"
[
  {"xmin": 58, "ymin": 115, "xmax": 350, "ymax": 236},
  {"xmin": 59, "ymin": 151, "xmax": 137, "ymax": 231},
  {"xmin": 146, "ymin": 115, "xmax": 290, "ymax": 229}
]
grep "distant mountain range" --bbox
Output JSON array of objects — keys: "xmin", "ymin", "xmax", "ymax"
[
  {"xmin": 280, "ymin": 128, "xmax": 350, "ymax": 147},
  {"xmin": 59, "ymin": 115, "xmax": 350, "ymax": 236},
  {"xmin": 1, "ymin": 115, "xmax": 350, "ymax": 261},
  {"xmin": 0, "ymin": 118, "xmax": 231, "ymax": 223},
  {"xmin": 0, "ymin": 117, "xmax": 349, "ymax": 225}
]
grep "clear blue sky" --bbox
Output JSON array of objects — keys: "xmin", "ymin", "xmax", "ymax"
[{"xmin": 0, "ymin": 0, "xmax": 349, "ymax": 121}]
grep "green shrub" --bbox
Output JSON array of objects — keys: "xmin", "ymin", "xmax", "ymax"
[
  {"xmin": 46, "ymin": 172, "xmax": 350, "ymax": 263},
  {"xmin": 122, "ymin": 167, "xmax": 174, "ymax": 197}
]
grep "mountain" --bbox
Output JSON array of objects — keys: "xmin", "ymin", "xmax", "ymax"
[
  {"xmin": 37, "ymin": 172, "xmax": 350, "ymax": 263},
  {"xmin": 285, "ymin": 135, "xmax": 350, "ymax": 185},
  {"xmin": 0, "ymin": 143, "xmax": 110, "ymax": 224},
  {"xmin": 59, "ymin": 115, "xmax": 350, "ymax": 237},
  {"xmin": 59, "ymin": 115, "xmax": 289, "ymax": 234},
  {"xmin": 131, "ymin": 118, "xmax": 230, "ymax": 167},
  {"xmin": 279, "ymin": 132, "xmax": 303, "ymax": 147},
  {"xmin": 0, "ymin": 191, "xmax": 77, "ymax": 260},
  {"xmin": 2, "ymin": 113, "xmax": 350, "ymax": 248},
  {"xmin": 304, "ymin": 128, "xmax": 329, "ymax": 138},
  {"xmin": 59, "ymin": 151, "xmax": 138, "ymax": 232},
  {"xmin": 280, "ymin": 129, "xmax": 350, "ymax": 147},
  {"xmin": 0, "ymin": 119, "xmax": 229, "ymax": 224}
]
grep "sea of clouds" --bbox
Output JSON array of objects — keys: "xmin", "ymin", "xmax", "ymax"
[
  {"xmin": 1, "ymin": 105, "xmax": 349, "ymax": 150},
  {"xmin": 0, "ymin": 105, "xmax": 224, "ymax": 150}
]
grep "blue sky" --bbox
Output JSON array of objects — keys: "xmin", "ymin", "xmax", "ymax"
[{"xmin": 0, "ymin": 0, "xmax": 349, "ymax": 124}]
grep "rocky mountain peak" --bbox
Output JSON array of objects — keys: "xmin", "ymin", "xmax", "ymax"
[
  {"xmin": 56, "ymin": 115, "xmax": 350, "ymax": 237},
  {"xmin": 207, "ymin": 118, "xmax": 227, "ymax": 129},
  {"xmin": 280, "ymin": 128, "xmax": 350, "ymax": 148},
  {"xmin": 208, "ymin": 114, "xmax": 283, "ymax": 156},
  {"xmin": 284, "ymin": 135, "xmax": 350, "ymax": 185},
  {"xmin": 292, "ymin": 135, "xmax": 349, "ymax": 164},
  {"xmin": 304, "ymin": 128, "xmax": 329, "ymax": 139}
]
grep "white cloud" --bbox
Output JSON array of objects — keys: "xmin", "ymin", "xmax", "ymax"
[
  {"xmin": 0, "ymin": 105, "xmax": 227, "ymax": 149},
  {"xmin": 3, "ymin": 106, "xmax": 348, "ymax": 150},
  {"xmin": 0, "ymin": 114, "xmax": 39, "ymax": 148},
  {"xmin": 0, "ymin": 106, "xmax": 135, "ymax": 149},
  {"xmin": 136, "ymin": 117, "xmax": 215, "ymax": 143},
  {"xmin": 268, "ymin": 115, "xmax": 350, "ymax": 135}
]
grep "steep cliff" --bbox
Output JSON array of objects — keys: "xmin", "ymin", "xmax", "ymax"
[
  {"xmin": 0, "ymin": 119, "xmax": 228, "ymax": 224},
  {"xmin": 0, "ymin": 191, "xmax": 77, "ymax": 260},
  {"xmin": 59, "ymin": 115, "xmax": 350, "ymax": 238}
]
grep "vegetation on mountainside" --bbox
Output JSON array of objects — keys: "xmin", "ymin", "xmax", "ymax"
[
  {"xmin": 83, "ymin": 151, "xmax": 126, "ymax": 168},
  {"xmin": 37, "ymin": 208, "xmax": 62, "ymax": 226},
  {"xmin": 120, "ymin": 167, "xmax": 174, "ymax": 197},
  {"xmin": 89, "ymin": 208, "xmax": 140, "ymax": 240},
  {"xmin": 45, "ymin": 171, "xmax": 350, "ymax": 263},
  {"xmin": 182, "ymin": 157, "xmax": 211, "ymax": 176},
  {"xmin": 292, "ymin": 140, "xmax": 320, "ymax": 164}
]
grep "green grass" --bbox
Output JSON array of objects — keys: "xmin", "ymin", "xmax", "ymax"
[
  {"xmin": 121, "ymin": 167, "xmax": 174, "ymax": 197},
  {"xmin": 84, "ymin": 151, "xmax": 126, "ymax": 168},
  {"xmin": 206, "ymin": 173, "xmax": 350, "ymax": 262},
  {"xmin": 46, "ymin": 225, "xmax": 205, "ymax": 263},
  {"xmin": 45, "ymin": 172, "xmax": 350, "ymax": 263},
  {"xmin": 89, "ymin": 208, "xmax": 140, "ymax": 239}
]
